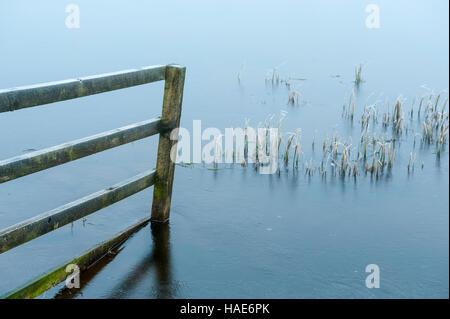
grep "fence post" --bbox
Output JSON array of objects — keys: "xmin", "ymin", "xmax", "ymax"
[{"xmin": 151, "ymin": 65, "xmax": 186, "ymax": 222}]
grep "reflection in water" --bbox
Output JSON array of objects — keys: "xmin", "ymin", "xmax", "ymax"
[
  {"xmin": 53, "ymin": 246, "xmax": 125, "ymax": 299},
  {"xmin": 150, "ymin": 222, "xmax": 173, "ymax": 299},
  {"xmin": 107, "ymin": 222, "xmax": 173, "ymax": 299},
  {"xmin": 55, "ymin": 222, "xmax": 173, "ymax": 299}
]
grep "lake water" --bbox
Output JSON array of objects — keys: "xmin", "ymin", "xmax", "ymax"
[{"xmin": 0, "ymin": 0, "xmax": 448, "ymax": 298}]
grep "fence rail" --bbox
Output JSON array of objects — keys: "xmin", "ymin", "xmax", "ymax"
[
  {"xmin": 0, "ymin": 117, "xmax": 161, "ymax": 183},
  {"xmin": 0, "ymin": 169, "xmax": 156, "ymax": 254},
  {"xmin": 0, "ymin": 64, "xmax": 186, "ymax": 298},
  {"xmin": 0, "ymin": 65, "xmax": 166, "ymax": 113}
]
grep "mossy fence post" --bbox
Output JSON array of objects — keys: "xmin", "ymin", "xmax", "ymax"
[{"xmin": 151, "ymin": 65, "xmax": 186, "ymax": 222}]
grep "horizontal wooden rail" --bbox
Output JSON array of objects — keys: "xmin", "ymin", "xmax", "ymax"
[
  {"xmin": 0, "ymin": 169, "xmax": 156, "ymax": 254},
  {"xmin": 1, "ymin": 216, "xmax": 151, "ymax": 299},
  {"xmin": 0, "ymin": 118, "xmax": 161, "ymax": 183},
  {"xmin": 0, "ymin": 65, "xmax": 166, "ymax": 113}
]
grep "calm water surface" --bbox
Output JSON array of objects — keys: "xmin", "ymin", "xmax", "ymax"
[{"xmin": 0, "ymin": 0, "xmax": 448, "ymax": 298}]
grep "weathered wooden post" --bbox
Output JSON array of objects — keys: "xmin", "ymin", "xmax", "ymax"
[{"xmin": 151, "ymin": 65, "xmax": 186, "ymax": 222}]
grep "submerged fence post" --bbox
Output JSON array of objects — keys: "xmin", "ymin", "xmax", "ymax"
[{"xmin": 151, "ymin": 65, "xmax": 186, "ymax": 222}]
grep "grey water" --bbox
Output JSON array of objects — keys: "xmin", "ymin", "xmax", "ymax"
[{"xmin": 0, "ymin": 0, "xmax": 448, "ymax": 298}]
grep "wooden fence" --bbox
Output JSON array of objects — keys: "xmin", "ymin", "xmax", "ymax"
[{"xmin": 0, "ymin": 64, "xmax": 186, "ymax": 298}]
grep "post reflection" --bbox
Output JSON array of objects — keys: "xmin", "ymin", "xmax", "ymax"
[
  {"xmin": 107, "ymin": 221, "xmax": 174, "ymax": 298},
  {"xmin": 150, "ymin": 221, "xmax": 173, "ymax": 298},
  {"xmin": 55, "ymin": 221, "xmax": 174, "ymax": 299}
]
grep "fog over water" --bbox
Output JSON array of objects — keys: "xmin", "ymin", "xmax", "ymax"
[{"xmin": 0, "ymin": 0, "xmax": 448, "ymax": 298}]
